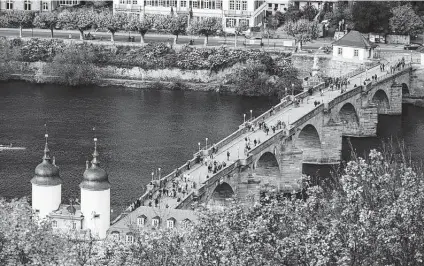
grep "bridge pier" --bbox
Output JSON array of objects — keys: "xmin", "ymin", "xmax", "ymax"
[
  {"xmin": 277, "ymin": 146, "xmax": 303, "ymax": 192},
  {"xmin": 320, "ymin": 124, "xmax": 343, "ymax": 164},
  {"xmin": 358, "ymin": 106, "xmax": 378, "ymax": 137},
  {"xmin": 384, "ymin": 84, "xmax": 402, "ymax": 115}
]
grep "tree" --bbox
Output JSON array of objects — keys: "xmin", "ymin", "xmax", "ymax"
[
  {"xmin": 234, "ymin": 23, "xmax": 249, "ymax": 48},
  {"xmin": 282, "ymin": 4, "xmax": 302, "ymax": 22},
  {"xmin": 283, "ymin": 19, "xmax": 319, "ymax": 50},
  {"xmin": 44, "ymin": 44, "xmax": 102, "ymax": 86},
  {"xmin": 126, "ymin": 14, "xmax": 155, "ymax": 44},
  {"xmin": 390, "ymin": 4, "xmax": 424, "ymax": 36},
  {"xmin": 301, "ymin": 5, "xmax": 318, "ymax": 21},
  {"xmin": 3, "ymin": 10, "xmax": 35, "ymax": 38},
  {"xmin": 155, "ymin": 15, "xmax": 187, "ymax": 43},
  {"xmin": 187, "ymin": 17, "xmax": 222, "ymax": 46},
  {"xmin": 58, "ymin": 9, "xmax": 96, "ymax": 40},
  {"xmin": 96, "ymin": 10, "xmax": 127, "ymax": 42},
  {"xmin": 33, "ymin": 12, "xmax": 59, "ymax": 38},
  {"xmin": 351, "ymin": 1, "xmax": 392, "ymax": 33}
]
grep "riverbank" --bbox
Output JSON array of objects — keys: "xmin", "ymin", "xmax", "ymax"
[
  {"xmin": 0, "ymin": 38, "xmax": 303, "ymax": 96},
  {"xmin": 403, "ymin": 96, "xmax": 424, "ymax": 108}
]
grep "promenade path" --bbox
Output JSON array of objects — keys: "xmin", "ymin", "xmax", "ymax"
[{"xmin": 135, "ymin": 59, "xmax": 407, "ymax": 211}]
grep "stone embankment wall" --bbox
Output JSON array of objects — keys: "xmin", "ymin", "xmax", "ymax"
[{"xmin": 291, "ymin": 54, "xmax": 365, "ymax": 78}]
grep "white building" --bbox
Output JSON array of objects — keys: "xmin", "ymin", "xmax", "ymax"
[
  {"xmin": 31, "ymin": 134, "xmax": 111, "ymax": 240},
  {"xmin": 113, "ymin": 0, "xmax": 268, "ymax": 33},
  {"xmin": 332, "ymin": 30, "xmax": 375, "ymax": 61},
  {"xmin": 266, "ymin": 0, "xmax": 289, "ymax": 13},
  {"xmin": 0, "ymin": 0, "xmax": 80, "ymax": 12}
]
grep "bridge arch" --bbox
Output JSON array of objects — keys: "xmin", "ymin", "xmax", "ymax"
[
  {"xmin": 339, "ymin": 103, "xmax": 359, "ymax": 126},
  {"xmin": 297, "ymin": 124, "xmax": 321, "ymax": 163},
  {"xmin": 372, "ymin": 89, "xmax": 390, "ymax": 113},
  {"xmin": 402, "ymin": 83, "xmax": 410, "ymax": 96},
  {"xmin": 254, "ymin": 152, "xmax": 280, "ymax": 183},
  {"xmin": 210, "ymin": 182, "xmax": 234, "ymax": 206}
]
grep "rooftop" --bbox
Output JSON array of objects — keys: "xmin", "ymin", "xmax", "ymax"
[
  {"xmin": 49, "ymin": 204, "xmax": 83, "ymax": 220},
  {"xmin": 333, "ymin": 30, "xmax": 374, "ymax": 49}
]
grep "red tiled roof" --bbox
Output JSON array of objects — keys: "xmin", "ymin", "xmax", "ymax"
[{"xmin": 333, "ymin": 30, "xmax": 372, "ymax": 49}]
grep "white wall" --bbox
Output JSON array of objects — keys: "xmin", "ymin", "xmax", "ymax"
[
  {"xmin": 332, "ymin": 46, "xmax": 369, "ymax": 61},
  {"xmin": 32, "ymin": 184, "xmax": 61, "ymax": 219},
  {"xmin": 81, "ymin": 189, "xmax": 110, "ymax": 239}
]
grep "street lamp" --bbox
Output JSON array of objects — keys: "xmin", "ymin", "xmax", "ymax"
[
  {"xmin": 158, "ymin": 168, "xmax": 161, "ymax": 179},
  {"xmin": 291, "ymin": 83, "xmax": 294, "ymax": 96},
  {"xmin": 205, "ymin": 138, "xmax": 208, "ymax": 150},
  {"xmin": 243, "ymin": 113, "xmax": 246, "ymax": 123},
  {"xmin": 198, "ymin": 142, "xmax": 201, "ymax": 152},
  {"xmin": 250, "ymin": 110, "xmax": 253, "ymax": 120},
  {"xmin": 151, "ymin": 171, "xmax": 154, "ymax": 181}
]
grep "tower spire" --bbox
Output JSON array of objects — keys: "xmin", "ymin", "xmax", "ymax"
[
  {"xmin": 91, "ymin": 127, "xmax": 99, "ymax": 166},
  {"xmin": 43, "ymin": 124, "xmax": 51, "ymax": 160}
]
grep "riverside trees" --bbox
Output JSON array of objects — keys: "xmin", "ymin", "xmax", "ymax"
[
  {"xmin": 187, "ymin": 17, "xmax": 222, "ymax": 46},
  {"xmin": 2, "ymin": 147, "xmax": 424, "ymax": 264},
  {"xmin": 58, "ymin": 9, "xmax": 96, "ymax": 40},
  {"xmin": 33, "ymin": 12, "xmax": 59, "ymax": 38},
  {"xmin": 126, "ymin": 14, "xmax": 155, "ymax": 44},
  {"xmin": 96, "ymin": 10, "xmax": 128, "ymax": 42},
  {"xmin": 283, "ymin": 19, "xmax": 319, "ymax": 51},
  {"xmin": 2, "ymin": 10, "xmax": 35, "ymax": 38}
]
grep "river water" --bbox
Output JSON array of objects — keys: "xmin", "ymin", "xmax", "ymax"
[{"xmin": 0, "ymin": 81, "xmax": 423, "ymax": 215}]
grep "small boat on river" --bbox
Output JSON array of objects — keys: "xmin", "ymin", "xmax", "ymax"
[{"xmin": 0, "ymin": 144, "xmax": 26, "ymax": 150}]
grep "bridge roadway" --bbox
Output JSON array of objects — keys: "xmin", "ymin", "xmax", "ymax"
[{"xmin": 135, "ymin": 60, "xmax": 401, "ymax": 211}]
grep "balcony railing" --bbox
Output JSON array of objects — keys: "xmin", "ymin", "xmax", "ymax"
[{"xmin": 224, "ymin": 10, "xmax": 253, "ymax": 17}]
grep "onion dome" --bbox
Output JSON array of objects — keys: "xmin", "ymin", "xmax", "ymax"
[
  {"xmin": 31, "ymin": 134, "xmax": 62, "ymax": 186},
  {"xmin": 80, "ymin": 138, "xmax": 111, "ymax": 191}
]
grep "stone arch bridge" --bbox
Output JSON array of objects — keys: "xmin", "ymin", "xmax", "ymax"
[{"xmin": 173, "ymin": 64, "xmax": 412, "ymax": 208}]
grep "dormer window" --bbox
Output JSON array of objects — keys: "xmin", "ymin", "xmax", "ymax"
[
  {"xmin": 182, "ymin": 219, "xmax": 192, "ymax": 228},
  {"xmin": 125, "ymin": 233, "xmax": 134, "ymax": 243},
  {"xmin": 152, "ymin": 216, "xmax": 160, "ymax": 227},
  {"xmin": 110, "ymin": 231, "xmax": 120, "ymax": 240},
  {"xmin": 137, "ymin": 215, "xmax": 146, "ymax": 227},
  {"xmin": 167, "ymin": 218, "xmax": 176, "ymax": 229},
  {"xmin": 52, "ymin": 220, "xmax": 58, "ymax": 228}
]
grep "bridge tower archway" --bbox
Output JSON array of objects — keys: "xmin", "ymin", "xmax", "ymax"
[
  {"xmin": 372, "ymin": 89, "xmax": 390, "ymax": 113},
  {"xmin": 297, "ymin": 124, "xmax": 321, "ymax": 163},
  {"xmin": 210, "ymin": 182, "xmax": 235, "ymax": 207},
  {"xmin": 402, "ymin": 83, "xmax": 410, "ymax": 96}
]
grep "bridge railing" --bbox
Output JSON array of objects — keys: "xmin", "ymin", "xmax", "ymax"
[
  {"xmin": 327, "ymin": 85, "xmax": 363, "ymax": 110},
  {"xmin": 340, "ymin": 61, "xmax": 380, "ymax": 81},
  {"xmin": 289, "ymin": 104, "xmax": 325, "ymax": 135}
]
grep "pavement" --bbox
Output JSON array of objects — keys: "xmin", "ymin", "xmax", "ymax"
[{"xmin": 141, "ymin": 58, "xmax": 408, "ymax": 210}]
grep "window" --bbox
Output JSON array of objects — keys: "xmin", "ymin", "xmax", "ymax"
[
  {"xmin": 203, "ymin": 0, "xmax": 209, "ymax": 9},
  {"xmin": 42, "ymin": 2, "xmax": 48, "ymax": 10},
  {"xmin": 72, "ymin": 222, "xmax": 77, "ymax": 230},
  {"xmin": 183, "ymin": 219, "xmax": 192, "ymax": 228},
  {"xmin": 152, "ymin": 218, "xmax": 160, "ymax": 227},
  {"xmin": 6, "ymin": 0, "xmax": 13, "ymax": 9},
  {"xmin": 229, "ymin": 0, "xmax": 234, "ymax": 10},
  {"xmin": 338, "ymin": 47, "xmax": 342, "ymax": 55},
  {"xmin": 192, "ymin": 0, "xmax": 198, "ymax": 8},
  {"xmin": 133, "ymin": 0, "xmax": 138, "ymax": 4},
  {"xmin": 226, "ymin": 18, "xmax": 236, "ymax": 28},
  {"xmin": 239, "ymin": 19, "xmax": 249, "ymax": 27},
  {"xmin": 181, "ymin": 0, "xmax": 186, "ymax": 7},
  {"xmin": 242, "ymin": 0, "xmax": 247, "ymax": 11},
  {"xmin": 167, "ymin": 219, "xmax": 175, "ymax": 228},
  {"xmin": 52, "ymin": 220, "xmax": 57, "ymax": 228},
  {"xmin": 120, "ymin": 0, "xmax": 125, "ymax": 3},
  {"xmin": 137, "ymin": 216, "xmax": 146, "ymax": 227},
  {"xmin": 24, "ymin": 0, "xmax": 31, "ymax": 10},
  {"xmin": 268, "ymin": 3, "xmax": 272, "ymax": 8},
  {"xmin": 236, "ymin": 0, "xmax": 240, "ymax": 10},
  {"xmin": 354, "ymin": 49, "xmax": 359, "ymax": 57},
  {"xmin": 126, "ymin": 234, "xmax": 134, "ymax": 243},
  {"xmin": 110, "ymin": 232, "xmax": 120, "ymax": 240},
  {"xmin": 216, "ymin": 0, "xmax": 222, "ymax": 9}
]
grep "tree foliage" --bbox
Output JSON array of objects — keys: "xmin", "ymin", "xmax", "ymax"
[
  {"xmin": 187, "ymin": 17, "xmax": 222, "ymax": 46},
  {"xmin": 43, "ymin": 44, "xmax": 102, "ymax": 86},
  {"xmin": 351, "ymin": 1, "xmax": 391, "ymax": 33},
  {"xmin": 301, "ymin": 5, "xmax": 318, "ymax": 21},
  {"xmin": 390, "ymin": 4, "xmax": 424, "ymax": 36},
  {"xmin": 283, "ymin": 19, "xmax": 319, "ymax": 49},
  {"xmin": 155, "ymin": 15, "xmax": 187, "ymax": 41},
  {"xmin": 33, "ymin": 12, "xmax": 59, "ymax": 38},
  {"xmin": 126, "ymin": 15, "xmax": 156, "ymax": 44},
  {"xmin": 2, "ymin": 10, "xmax": 35, "ymax": 38},
  {"xmin": 58, "ymin": 9, "xmax": 96, "ymax": 40},
  {"xmin": 96, "ymin": 10, "xmax": 128, "ymax": 42}
]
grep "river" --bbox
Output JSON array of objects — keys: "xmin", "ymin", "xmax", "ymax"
[{"xmin": 0, "ymin": 81, "xmax": 423, "ymax": 215}]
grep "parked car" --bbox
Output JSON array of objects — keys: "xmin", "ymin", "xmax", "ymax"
[{"xmin": 404, "ymin": 43, "xmax": 422, "ymax": 50}]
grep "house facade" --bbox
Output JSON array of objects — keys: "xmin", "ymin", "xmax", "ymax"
[
  {"xmin": 0, "ymin": 0, "xmax": 80, "ymax": 11},
  {"xmin": 112, "ymin": 0, "xmax": 268, "ymax": 33},
  {"xmin": 332, "ymin": 30, "xmax": 375, "ymax": 61}
]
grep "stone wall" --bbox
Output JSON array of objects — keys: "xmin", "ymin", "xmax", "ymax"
[
  {"xmin": 291, "ymin": 54, "xmax": 364, "ymax": 78},
  {"xmin": 410, "ymin": 65, "xmax": 424, "ymax": 97}
]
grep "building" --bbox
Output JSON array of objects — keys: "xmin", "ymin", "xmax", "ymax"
[
  {"xmin": 113, "ymin": 0, "xmax": 268, "ymax": 33},
  {"xmin": 108, "ymin": 206, "xmax": 197, "ymax": 243},
  {"xmin": 31, "ymin": 133, "xmax": 111, "ymax": 239},
  {"xmin": 332, "ymin": 30, "xmax": 375, "ymax": 61},
  {"xmin": 0, "ymin": 0, "xmax": 80, "ymax": 12},
  {"xmin": 266, "ymin": 0, "xmax": 289, "ymax": 13}
]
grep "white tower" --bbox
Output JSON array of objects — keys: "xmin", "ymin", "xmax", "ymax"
[
  {"xmin": 80, "ymin": 137, "xmax": 111, "ymax": 239},
  {"xmin": 31, "ymin": 133, "xmax": 62, "ymax": 219}
]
